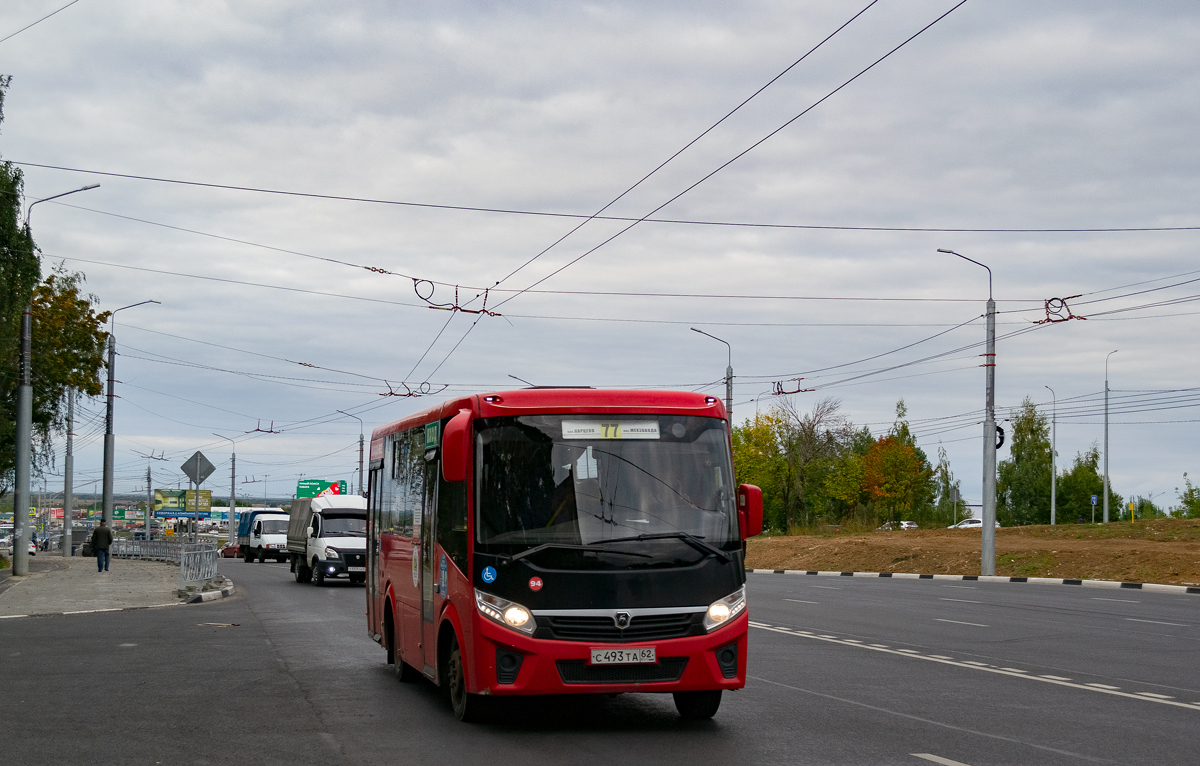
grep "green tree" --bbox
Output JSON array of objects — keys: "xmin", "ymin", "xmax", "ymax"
[
  {"xmin": 997, "ymin": 397, "xmax": 1053, "ymax": 526},
  {"xmin": 931, "ymin": 444, "xmax": 964, "ymax": 527},
  {"xmin": 1056, "ymin": 444, "xmax": 1121, "ymax": 523},
  {"xmin": 1173, "ymin": 473, "xmax": 1200, "ymax": 518},
  {"xmin": 732, "ymin": 411, "xmax": 790, "ymax": 532}
]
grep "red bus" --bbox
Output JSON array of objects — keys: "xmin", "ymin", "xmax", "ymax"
[{"xmin": 365, "ymin": 388, "xmax": 763, "ymax": 721}]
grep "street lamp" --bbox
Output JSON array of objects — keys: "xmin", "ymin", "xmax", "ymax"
[
  {"xmin": 1104, "ymin": 350, "xmax": 1117, "ymax": 523},
  {"xmin": 338, "ymin": 410, "xmax": 365, "ymax": 496},
  {"xmin": 102, "ymin": 300, "xmax": 161, "ymax": 525},
  {"xmin": 938, "ymin": 249, "xmax": 997, "ymax": 576},
  {"xmin": 213, "ymin": 433, "xmax": 238, "ymax": 546},
  {"xmin": 1045, "ymin": 385, "xmax": 1056, "ymax": 525},
  {"xmin": 11, "ymin": 183, "xmax": 100, "ymax": 577},
  {"xmin": 690, "ymin": 328, "xmax": 733, "ymax": 423}
]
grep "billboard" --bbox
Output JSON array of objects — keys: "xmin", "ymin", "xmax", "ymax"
[
  {"xmin": 296, "ymin": 480, "xmax": 348, "ymax": 498},
  {"xmin": 154, "ymin": 489, "xmax": 212, "ymax": 518}
]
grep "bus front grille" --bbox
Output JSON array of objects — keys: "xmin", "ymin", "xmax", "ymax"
[
  {"xmin": 555, "ymin": 657, "xmax": 688, "ymax": 685},
  {"xmin": 537, "ymin": 613, "xmax": 701, "ymax": 643}
]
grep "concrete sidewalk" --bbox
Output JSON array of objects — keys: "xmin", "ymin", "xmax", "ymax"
[{"xmin": 0, "ymin": 555, "xmax": 185, "ymax": 617}]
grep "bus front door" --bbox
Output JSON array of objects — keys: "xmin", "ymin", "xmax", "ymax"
[{"xmin": 420, "ymin": 452, "xmax": 438, "ymax": 678}]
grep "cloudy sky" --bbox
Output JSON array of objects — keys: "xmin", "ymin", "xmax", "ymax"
[{"xmin": 3, "ymin": 0, "xmax": 1198, "ymax": 511}]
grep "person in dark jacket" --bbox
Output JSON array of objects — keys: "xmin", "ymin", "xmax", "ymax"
[{"xmin": 91, "ymin": 520, "xmax": 114, "ymax": 573}]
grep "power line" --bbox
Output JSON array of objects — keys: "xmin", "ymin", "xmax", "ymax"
[
  {"xmin": 14, "ymin": 164, "xmax": 1198, "ymax": 233},
  {"xmin": 0, "ymin": 0, "xmax": 83, "ymax": 45},
  {"xmin": 491, "ymin": 0, "xmax": 974, "ymax": 310},
  {"xmin": 489, "ymin": 0, "xmax": 885, "ymax": 289}
]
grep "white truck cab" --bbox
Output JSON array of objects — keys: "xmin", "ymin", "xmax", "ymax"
[
  {"xmin": 287, "ymin": 495, "xmax": 368, "ymax": 586},
  {"xmin": 239, "ymin": 511, "xmax": 291, "ymax": 563}
]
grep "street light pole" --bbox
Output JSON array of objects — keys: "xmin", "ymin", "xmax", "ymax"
[
  {"xmin": 1104, "ymin": 350, "xmax": 1117, "ymax": 523},
  {"xmin": 63, "ymin": 389, "xmax": 74, "ymax": 556},
  {"xmin": 337, "ymin": 411, "xmax": 364, "ymax": 496},
  {"xmin": 690, "ymin": 328, "xmax": 733, "ymax": 423},
  {"xmin": 938, "ymin": 249, "xmax": 996, "ymax": 576},
  {"xmin": 1045, "ymin": 385, "xmax": 1056, "ymax": 526},
  {"xmin": 214, "ymin": 433, "xmax": 237, "ymax": 546},
  {"xmin": 14, "ymin": 184, "xmax": 101, "ymax": 574},
  {"xmin": 102, "ymin": 300, "xmax": 161, "ymax": 526},
  {"xmin": 12, "ymin": 305, "xmax": 33, "ymax": 576}
]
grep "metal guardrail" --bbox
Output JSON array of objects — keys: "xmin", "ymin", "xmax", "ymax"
[
  {"xmin": 110, "ymin": 539, "xmax": 187, "ymax": 563},
  {"xmin": 110, "ymin": 540, "xmax": 220, "ymax": 586},
  {"xmin": 180, "ymin": 543, "xmax": 219, "ymax": 584}
]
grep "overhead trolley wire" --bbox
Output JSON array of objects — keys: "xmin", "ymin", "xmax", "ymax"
[{"xmin": 491, "ymin": 0, "xmax": 975, "ymax": 310}]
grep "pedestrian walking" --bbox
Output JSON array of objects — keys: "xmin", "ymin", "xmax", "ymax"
[{"xmin": 91, "ymin": 520, "xmax": 114, "ymax": 573}]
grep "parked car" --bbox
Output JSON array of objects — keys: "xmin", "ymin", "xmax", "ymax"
[
  {"xmin": 948, "ymin": 518, "xmax": 1001, "ymax": 529},
  {"xmin": 899, "ymin": 521, "xmax": 918, "ymax": 530},
  {"xmin": 220, "ymin": 543, "xmax": 240, "ymax": 558},
  {"xmin": 878, "ymin": 521, "xmax": 918, "ymax": 531}
]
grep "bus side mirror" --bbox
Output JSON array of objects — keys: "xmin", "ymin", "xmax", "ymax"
[
  {"xmin": 442, "ymin": 409, "xmax": 472, "ymax": 482},
  {"xmin": 737, "ymin": 484, "xmax": 763, "ymax": 539}
]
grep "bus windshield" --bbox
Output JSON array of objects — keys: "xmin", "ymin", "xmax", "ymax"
[{"xmin": 476, "ymin": 415, "xmax": 737, "ymax": 559}]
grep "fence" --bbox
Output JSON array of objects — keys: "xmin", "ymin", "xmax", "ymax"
[{"xmin": 111, "ymin": 539, "xmax": 219, "ymax": 585}]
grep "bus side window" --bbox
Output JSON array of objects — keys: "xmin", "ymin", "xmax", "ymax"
[
  {"xmin": 368, "ymin": 466, "xmax": 382, "ymax": 533},
  {"xmin": 406, "ymin": 428, "xmax": 424, "ymax": 535}
]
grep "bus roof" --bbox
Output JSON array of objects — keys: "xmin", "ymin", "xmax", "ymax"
[{"xmin": 369, "ymin": 389, "xmax": 727, "ymax": 448}]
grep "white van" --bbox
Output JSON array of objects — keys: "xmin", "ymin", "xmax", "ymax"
[{"xmin": 287, "ymin": 495, "xmax": 368, "ymax": 586}]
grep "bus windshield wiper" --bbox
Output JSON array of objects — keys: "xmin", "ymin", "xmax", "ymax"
[
  {"xmin": 501, "ymin": 543, "xmax": 653, "ymax": 565},
  {"xmin": 588, "ymin": 532, "xmax": 731, "ymax": 563}
]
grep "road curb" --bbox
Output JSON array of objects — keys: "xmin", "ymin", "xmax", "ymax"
[
  {"xmin": 185, "ymin": 582, "xmax": 236, "ymax": 604},
  {"xmin": 746, "ymin": 569, "xmax": 1200, "ymax": 595}
]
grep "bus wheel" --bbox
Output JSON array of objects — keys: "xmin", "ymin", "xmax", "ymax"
[
  {"xmin": 446, "ymin": 633, "xmax": 487, "ymax": 722},
  {"xmin": 673, "ymin": 690, "xmax": 722, "ymax": 720},
  {"xmin": 386, "ymin": 606, "xmax": 420, "ymax": 683}
]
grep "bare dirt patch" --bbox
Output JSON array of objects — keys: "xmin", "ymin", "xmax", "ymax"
[{"xmin": 745, "ymin": 519, "xmax": 1200, "ymax": 585}]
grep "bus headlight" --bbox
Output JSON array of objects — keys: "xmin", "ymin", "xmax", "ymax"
[
  {"xmin": 703, "ymin": 586, "xmax": 746, "ymax": 632},
  {"xmin": 476, "ymin": 589, "xmax": 536, "ymax": 635}
]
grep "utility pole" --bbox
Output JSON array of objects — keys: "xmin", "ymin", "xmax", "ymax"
[
  {"xmin": 101, "ymin": 300, "xmax": 161, "ymax": 527},
  {"xmin": 1046, "ymin": 385, "xmax": 1056, "ymax": 526},
  {"xmin": 63, "ymin": 390, "xmax": 74, "ymax": 556},
  {"xmin": 12, "ymin": 305, "xmax": 33, "ymax": 576},
  {"xmin": 337, "ymin": 411, "xmax": 365, "ymax": 495},
  {"xmin": 690, "ymin": 328, "xmax": 733, "ymax": 423},
  {"xmin": 1104, "ymin": 350, "xmax": 1117, "ymax": 523},
  {"xmin": 102, "ymin": 335, "xmax": 115, "ymax": 525},
  {"xmin": 213, "ymin": 434, "xmax": 238, "ymax": 545},
  {"xmin": 938, "ymin": 249, "xmax": 996, "ymax": 576},
  {"xmin": 145, "ymin": 465, "xmax": 153, "ymax": 540}
]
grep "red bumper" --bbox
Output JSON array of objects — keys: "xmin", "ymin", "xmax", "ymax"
[{"xmin": 469, "ymin": 610, "xmax": 748, "ymax": 696}]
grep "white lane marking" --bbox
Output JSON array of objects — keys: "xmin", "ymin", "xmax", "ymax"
[
  {"xmin": 749, "ymin": 621, "xmax": 1200, "ymax": 712},
  {"xmin": 1126, "ymin": 618, "xmax": 1188, "ymax": 627},
  {"xmin": 1086, "ymin": 683, "xmax": 1121, "ymax": 690},
  {"xmin": 999, "ymin": 668, "xmax": 1028, "ymax": 673},
  {"xmin": 785, "ymin": 599, "xmax": 818, "ymax": 604},
  {"xmin": 912, "ymin": 755, "xmax": 973, "ymax": 766},
  {"xmin": 942, "ymin": 585, "xmax": 977, "ymax": 590},
  {"xmin": 928, "ymin": 655, "xmax": 954, "ymax": 660},
  {"xmin": 1136, "ymin": 692, "xmax": 1174, "ymax": 699},
  {"xmin": 63, "ymin": 608, "xmax": 123, "ymax": 615},
  {"xmin": 812, "ymin": 585, "xmax": 842, "ymax": 590},
  {"xmin": 118, "ymin": 643, "xmax": 137, "ymax": 647},
  {"xmin": 1092, "ymin": 597, "xmax": 1139, "ymax": 603},
  {"xmin": 869, "ymin": 643, "xmax": 889, "ymax": 648},
  {"xmin": 939, "ymin": 598, "xmax": 981, "ymax": 603},
  {"xmin": 0, "ymin": 614, "xmax": 30, "ymax": 619},
  {"xmin": 936, "ymin": 618, "xmax": 989, "ymax": 627},
  {"xmin": 1040, "ymin": 675, "xmax": 1072, "ymax": 681}
]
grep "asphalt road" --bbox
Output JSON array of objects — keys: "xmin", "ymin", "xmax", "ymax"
[{"xmin": 2, "ymin": 560, "xmax": 1196, "ymax": 765}]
